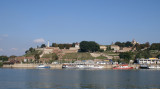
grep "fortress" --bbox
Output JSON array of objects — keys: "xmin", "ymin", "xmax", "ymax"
[{"xmin": 35, "ymin": 41, "xmax": 80, "ymax": 57}]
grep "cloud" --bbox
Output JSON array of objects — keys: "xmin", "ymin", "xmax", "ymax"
[
  {"xmin": 11, "ymin": 48, "xmax": 18, "ymax": 51},
  {"xmin": 0, "ymin": 48, "xmax": 3, "ymax": 51},
  {"xmin": 33, "ymin": 38, "xmax": 45, "ymax": 43}
]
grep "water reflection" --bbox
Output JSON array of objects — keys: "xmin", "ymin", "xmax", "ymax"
[{"xmin": 0, "ymin": 68, "xmax": 160, "ymax": 88}]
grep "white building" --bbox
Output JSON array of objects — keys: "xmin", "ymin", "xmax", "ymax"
[{"xmin": 138, "ymin": 58, "xmax": 160, "ymax": 64}]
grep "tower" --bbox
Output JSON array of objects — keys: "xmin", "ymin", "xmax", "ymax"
[{"xmin": 47, "ymin": 41, "xmax": 50, "ymax": 47}]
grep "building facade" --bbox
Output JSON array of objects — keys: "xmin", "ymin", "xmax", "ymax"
[{"xmin": 138, "ymin": 58, "xmax": 160, "ymax": 64}]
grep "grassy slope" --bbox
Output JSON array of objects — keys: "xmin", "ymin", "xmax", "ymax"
[{"xmin": 62, "ymin": 53, "xmax": 94, "ymax": 60}]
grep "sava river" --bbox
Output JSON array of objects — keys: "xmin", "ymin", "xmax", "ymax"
[{"xmin": 0, "ymin": 68, "xmax": 160, "ymax": 89}]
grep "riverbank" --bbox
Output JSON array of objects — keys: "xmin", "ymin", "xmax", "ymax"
[
  {"xmin": 3, "ymin": 63, "xmax": 140, "ymax": 69},
  {"xmin": 3, "ymin": 64, "xmax": 62, "ymax": 69}
]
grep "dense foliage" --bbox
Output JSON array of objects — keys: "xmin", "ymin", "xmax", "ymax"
[
  {"xmin": 115, "ymin": 41, "xmax": 133, "ymax": 47},
  {"xmin": 42, "ymin": 53, "xmax": 58, "ymax": 60},
  {"xmin": 0, "ymin": 62, "xmax": 3, "ymax": 67},
  {"xmin": 25, "ymin": 47, "xmax": 42, "ymax": 58},
  {"xmin": 150, "ymin": 43, "xmax": 160, "ymax": 50},
  {"xmin": 62, "ymin": 53, "xmax": 94, "ymax": 60},
  {"xmin": 119, "ymin": 52, "xmax": 134, "ymax": 63},
  {"xmin": 41, "ymin": 44, "xmax": 46, "ymax": 48},
  {"xmin": 135, "ymin": 50, "xmax": 151, "ymax": 59},
  {"xmin": 0, "ymin": 56, "xmax": 8, "ymax": 62},
  {"xmin": 52, "ymin": 43, "xmax": 74, "ymax": 49},
  {"xmin": 134, "ymin": 42, "xmax": 150, "ymax": 51},
  {"xmin": 80, "ymin": 41, "xmax": 100, "ymax": 52}
]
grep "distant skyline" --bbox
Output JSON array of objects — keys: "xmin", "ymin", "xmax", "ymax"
[{"xmin": 0, "ymin": 0, "xmax": 160, "ymax": 56}]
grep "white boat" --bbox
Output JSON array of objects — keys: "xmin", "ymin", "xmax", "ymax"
[
  {"xmin": 37, "ymin": 64, "xmax": 50, "ymax": 68},
  {"xmin": 62, "ymin": 64, "xmax": 104, "ymax": 69},
  {"xmin": 149, "ymin": 65, "xmax": 160, "ymax": 69},
  {"xmin": 93, "ymin": 65, "xmax": 104, "ymax": 69},
  {"xmin": 140, "ymin": 65, "xmax": 149, "ymax": 69}
]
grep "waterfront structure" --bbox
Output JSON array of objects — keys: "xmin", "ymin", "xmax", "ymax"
[{"xmin": 138, "ymin": 58, "xmax": 160, "ymax": 64}]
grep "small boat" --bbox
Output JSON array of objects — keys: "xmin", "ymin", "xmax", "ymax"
[
  {"xmin": 113, "ymin": 64, "xmax": 133, "ymax": 69},
  {"xmin": 139, "ymin": 64, "xmax": 149, "ymax": 69},
  {"xmin": 37, "ymin": 64, "xmax": 50, "ymax": 68},
  {"xmin": 93, "ymin": 65, "xmax": 104, "ymax": 69},
  {"xmin": 149, "ymin": 65, "xmax": 160, "ymax": 69}
]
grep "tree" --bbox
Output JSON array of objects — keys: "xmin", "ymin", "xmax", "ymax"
[
  {"xmin": 125, "ymin": 41, "xmax": 133, "ymax": 47},
  {"xmin": 145, "ymin": 42, "xmax": 150, "ymax": 48},
  {"xmin": 65, "ymin": 44, "xmax": 71, "ymax": 49},
  {"xmin": 52, "ymin": 43, "xmax": 58, "ymax": 47},
  {"xmin": 59, "ymin": 44, "xmax": 65, "ymax": 49},
  {"xmin": 135, "ymin": 43, "xmax": 141, "ymax": 51},
  {"xmin": 119, "ymin": 52, "xmax": 133, "ymax": 63},
  {"xmin": 115, "ymin": 42, "xmax": 125, "ymax": 47},
  {"xmin": 150, "ymin": 43, "xmax": 160, "ymax": 50},
  {"xmin": 41, "ymin": 44, "xmax": 46, "ymax": 48},
  {"xmin": 115, "ymin": 41, "xmax": 133, "ymax": 47},
  {"xmin": 34, "ymin": 54, "xmax": 40, "ymax": 63},
  {"xmin": 72, "ymin": 43, "xmax": 76, "ymax": 47},
  {"xmin": 51, "ymin": 53, "xmax": 58, "ymax": 60},
  {"xmin": 29, "ymin": 47, "xmax": 35, "ymax": 52},
  {"xmin": 80, "ymin": 41, "xmax": 100, "ymax": 52},
  {"xmin": 0, "ymin": 56, "xmax": 8, "ymax": 62}
]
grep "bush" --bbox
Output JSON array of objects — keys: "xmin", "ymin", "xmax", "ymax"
[
  {"xmin": 0, "ymin": 62, "xmax": 3, "ymax": 67},
  {"xmin": 99, "ymin": 49, "xmax": 104, "ymax": 52}
]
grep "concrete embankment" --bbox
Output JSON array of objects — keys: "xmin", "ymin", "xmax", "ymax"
[
  {"xmin": 103, "ymin": 64, "xmax": 140, "ymax": 69},
  {"xmin": 3, "ymin": 64, "xmax": 62, "ymax": 69},
  {"xmin": 3, "ymin": 64, "xmax": 140, "ymax": 69}
]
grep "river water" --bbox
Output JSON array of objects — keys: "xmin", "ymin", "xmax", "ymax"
[{"xmin": 0, "ymin": 68, "xmax": 160, "ymax": 89}]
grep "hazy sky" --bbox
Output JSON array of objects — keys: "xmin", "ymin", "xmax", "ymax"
[{"xmin": 0, "ymin": 0, "xmax": 160, "ymax": 56}]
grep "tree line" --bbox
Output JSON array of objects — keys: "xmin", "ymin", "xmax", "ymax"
[{"xmin": 38, "ymin": 43, "xmax": 76, "ymax": 49}]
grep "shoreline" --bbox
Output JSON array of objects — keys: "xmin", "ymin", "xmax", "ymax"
[{"xmin": 2, "ymin": 64, "xmax": 140, "ymax": 69}]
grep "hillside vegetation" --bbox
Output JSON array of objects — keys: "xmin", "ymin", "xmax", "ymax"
[{"xmin": 62, "ymin": 53, "xmax": 94, "ymax": 60}]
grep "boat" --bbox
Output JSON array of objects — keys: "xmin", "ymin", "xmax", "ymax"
[
  {"xmin": 62, "ymin": 64, "xmax": 104, "ymax": 69},
  {"xmin": 113, "ymin": 64, "xmax": 133, "ymax": 69},
  {"xmin": 93, "ymin": 65, "xmax": 104, "ymax": 69},
  {"xmin": 149, "ymin": 65, "xmax": 160, "ymax": 69},
  {"xmin": 139, "ymin": 64, "xmax": 149, "ymax": 69},
  {"xmin": 37, "ymin": 64, "xmax": 50, "ymax": 68}
]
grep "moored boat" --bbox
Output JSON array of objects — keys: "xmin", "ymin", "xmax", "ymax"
[
  {"xmin": 113, "ymin": 64, "xmax": 133, "ymax": 69},
  {"xmin": 149, "ymin": 65, "xmax": 160, "ymax": 69},
  {"xmin": 139, "ymin": 64, "xmax": 149, "ymax": 69},
  {"xmin": 37, "ymin": 64, "xmax": 50, "ymax": 68},
  {"xmin": 62, "ymin": 64, "xmax": 104, "ymax": 69}
]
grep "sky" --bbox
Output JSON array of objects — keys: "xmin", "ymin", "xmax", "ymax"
[{"xmin": 0, "ymin": 0, "xmax": 160, "ymax": 56}]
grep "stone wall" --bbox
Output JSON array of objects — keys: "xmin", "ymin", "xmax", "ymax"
[{"xmin": 3, "ymin": 64, "xmax": 62, "ymax": 69}]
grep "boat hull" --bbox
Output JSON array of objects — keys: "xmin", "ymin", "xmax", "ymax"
[
  {"xmin": 37, "ymin": 65, "xmax": 50, "ymax": 68},
  {"xmin": 113, "ymin": 67, "xmax": 133, "ymax": 69},
  {"xmin": 37, "ymin": 66, "xmax": 50, "ymax": 68}
]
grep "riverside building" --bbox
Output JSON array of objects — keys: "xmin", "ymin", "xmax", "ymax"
[{"xmin": 138, "ymin": 58, "xmax": 160, "ymax": 64}]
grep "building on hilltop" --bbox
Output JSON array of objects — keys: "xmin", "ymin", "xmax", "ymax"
[
  {"xmin": 100, "ymin": 45, "xmax": 107, "ymax": 51},
  {"xmin": 35, "ymin": 42, "xmax": 80, "ymax": 58},
  {"xmin": 132, "ymin": 39, "xmax": 139, "ymax": 45},
  {"xmin": 111, "ymin": 45, "xmax": 120, "ymax": 52}
]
